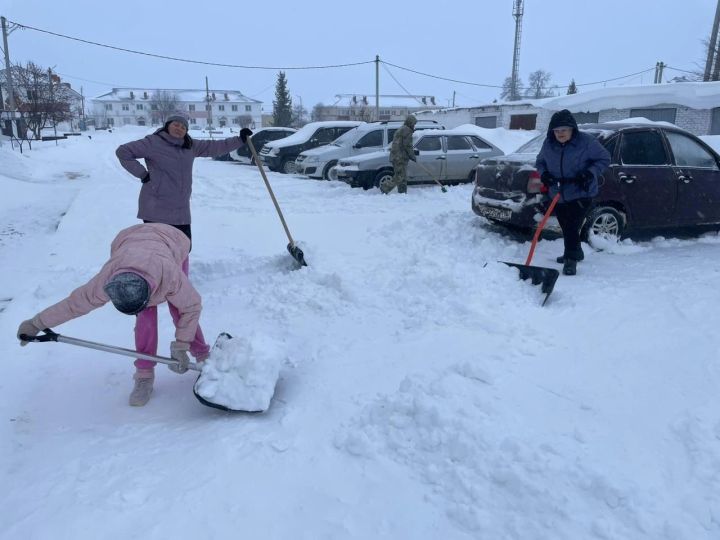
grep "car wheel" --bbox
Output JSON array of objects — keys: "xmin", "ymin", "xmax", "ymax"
[
  {"xmin": 281, "ymin": 157, "xmax": 297, "ymax": 174},
  {"xmin": 582, "ymin": 206, "xmax": 626, "ymax": 246},
  {"xmin": 374, "ymin": 169, "xmax": 394, "ymax": 188},
  {"xmin": 323, "ymin": 161, "xmax": 338, "ymax": 180}
]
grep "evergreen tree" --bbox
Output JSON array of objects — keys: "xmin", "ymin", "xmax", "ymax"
[
  {"xmin": 567, "ymin": 79, "xmax": 578, "ymax": 95},
  {"xmin": 272, "ymin": 71, "xmax": 293, "ymax": 127}
]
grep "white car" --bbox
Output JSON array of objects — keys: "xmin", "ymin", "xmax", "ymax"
[{"xmin": 295, "ymin": 120, "xmax": 444, "ymax": 180}]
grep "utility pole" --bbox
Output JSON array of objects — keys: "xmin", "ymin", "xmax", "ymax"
[
  {"xmin": 205, "ymin": 76, "xmax": 213, "ymax": 138},
  {"xmin": 48, "ymin": 68, "xmax": 58, "ymax": 144},
  {"xmin": 705, "ymin": 0, "xmax": 720, "ymax": 81},
  {"xmin": 375, "ymin": 55, "xmax": 380, "ymax": 121},
  {"xmin": 452, "ymin": 90, "xmax": 456, "ymax": 107},
  {"xmin": 1, "ymin": 16, "xmax": 16, "ymax": 112},
  {"xmin": 654, "ymin": 61, "xmax": 665, "ymax": 83}
]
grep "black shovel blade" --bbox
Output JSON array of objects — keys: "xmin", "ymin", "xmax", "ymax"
[
  {"xmin": 287, "ymin": 242, "xmax": 307, "ymax": 267},
  {"xmin": 191, "ymin": 333, "xmax": 264, "ymax": 413},
  {"xmin": 502, "ymin": 262, "xmax": 560, "ymax": 306}
]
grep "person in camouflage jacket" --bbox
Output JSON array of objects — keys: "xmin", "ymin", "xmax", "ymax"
[{"xmin": 382, "ymin": 115, "xmax": 417, "ymax": 194}]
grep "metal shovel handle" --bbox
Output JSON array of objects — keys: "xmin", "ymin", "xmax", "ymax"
[
  {"xmin": 415, "ymin": 160, "xmax": 447, "ymax": 192},
  {"xmin": 20, "ymin": 329, "xmax": 201, "ymax": 371}
]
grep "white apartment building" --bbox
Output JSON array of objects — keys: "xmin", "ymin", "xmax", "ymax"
[{"xmin": 91, "ymin": 88, "xmax": 262, "ymax": 129}]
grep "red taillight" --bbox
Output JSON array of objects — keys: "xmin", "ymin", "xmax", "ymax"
[{"xmin": 527, "ymin": 170, "xmax": 545, "ymax": 194}]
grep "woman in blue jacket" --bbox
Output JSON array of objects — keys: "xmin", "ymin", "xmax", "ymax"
[{"xmin": 535, "ymin": 109, "xmax": 611, "ymax": 276}]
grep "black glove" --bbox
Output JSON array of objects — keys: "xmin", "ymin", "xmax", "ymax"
[
  {"xmin": 540, "ymin": 171, "xmax": 554, "ymax": 187},
  {"xmin": 575, "ymin": 170, "xmax": 593, "ymax": 191},
  {"xmin": 239, "ymin": 128, "xmax": 253, "ymax": 143},
  {"xmin": 141, "ymin": 173, "xmax": 150, "ymax": 184}
]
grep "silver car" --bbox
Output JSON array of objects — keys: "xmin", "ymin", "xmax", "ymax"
[{"xmin": 334, "ymin": 127, "xmax": 504, "ymax": 189}]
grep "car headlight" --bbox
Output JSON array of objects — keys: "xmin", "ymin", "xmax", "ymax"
[
  {"xmin": 268, "ymin": 147, "xmax": 280, "ymax": 157},
  {"xmin": 304, "ymin": 155, "xmax": 319, "ymax": 163}
]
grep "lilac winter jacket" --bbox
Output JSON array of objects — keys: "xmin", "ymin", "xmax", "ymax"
[
  {"xmin": 34, "ymin": 224, "xmax": 202, "ymax": 344},
  {"xmin": 116, "ymin": 130, "xmax": 245, "ymax": 225}
]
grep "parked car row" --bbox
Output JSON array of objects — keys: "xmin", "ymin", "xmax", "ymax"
[
  {"xmin": 295, "ymin": 119, "xmax": 444, "ymax": 180},
  {"xmin": 472, "ymin": 121, "xmax": 720, "ymax": 242},
  {"xmin": 334, "ymin": 126, "xmax": 504, "ymax": 190}
]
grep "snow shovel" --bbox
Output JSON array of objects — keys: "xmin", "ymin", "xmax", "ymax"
[
  {"xmin": 501, "ymin": 193, "xmax": 561, "ymax": 306},
  {"xmin": 246, "ymin": 138, "xmax": 307, "ymax": 267},
  {"xmin": 415, "ymin": 160, "xmax": 447, "ymax": 193},
  {"xmin": 19, "ymin": 329, "xmax": 258, "ymax": 413}
]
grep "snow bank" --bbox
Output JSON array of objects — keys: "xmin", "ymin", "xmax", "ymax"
[{"xmin": 194, "ymin": 333, "xmax": 284, "ymax": 412}]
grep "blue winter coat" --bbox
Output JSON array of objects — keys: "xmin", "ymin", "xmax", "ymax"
[{"xmin": 535, "ymin": 131, "xmax": 611, "ymax": 202}]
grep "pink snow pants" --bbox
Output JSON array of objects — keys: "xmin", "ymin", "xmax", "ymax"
[{"xmin": 134, "ymin": 257, "xmax": 210, "ymax": 369}]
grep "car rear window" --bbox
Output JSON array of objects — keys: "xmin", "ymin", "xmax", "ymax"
[
  {"xmin": 446, "ymin": 136, "xmax": 472, "ymax": 151},
  {"xmin": 665, "ymin": 132, "xmax": 719, "ymax": 169},
  {"xmin": 416, "ymin": 136, "xmax": 442, "ymax": 151}
]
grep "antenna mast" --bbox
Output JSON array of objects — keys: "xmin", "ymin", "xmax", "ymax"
[{"xmin": 510, "ymin": 0, "xmax": 524, "ymax": 100}]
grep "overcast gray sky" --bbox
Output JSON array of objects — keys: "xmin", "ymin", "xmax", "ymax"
[{"xmin": 2, "ymin": 0, "xmax": 716, "ymax": 112}]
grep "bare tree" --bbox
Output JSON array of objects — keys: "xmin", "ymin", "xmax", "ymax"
[
  {"xmin": 291, "ymin": 103, "xmax": 308, "ymax": 127},
  {"xmin": 237, "ymin": 114, "xmax": 253, "ymax": 128},
  {"xmin": 500, "ymin": 76, "xmax": 523, "ymax": 101},
  {"xmin": 11, "ymin": 62, "xmax": 74, "ymax": 139},
  {"xmin": 525, "ymin": 70, "xmax": 555, "ymax": 99},
  {"xmin": 311, "ymin": 103, "xmax": 325, "ymax": 121},
  {"xmin": 149, "ymin": 90, "xmax": 180, "ymax": 124}
]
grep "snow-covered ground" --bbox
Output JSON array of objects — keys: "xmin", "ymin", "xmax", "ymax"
[{"xmin": 1, "ymin": 127, "xmax": 719, "ymax": 539}]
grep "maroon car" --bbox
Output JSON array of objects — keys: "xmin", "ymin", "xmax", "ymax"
[{"xmin": 472, "ymin": 122, "xmax": 720, "ymax": 241}]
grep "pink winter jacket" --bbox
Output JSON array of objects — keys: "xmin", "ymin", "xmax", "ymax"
[{"xmin": 34, "ymin": 224, "xmax": 202, "ymax": 343}]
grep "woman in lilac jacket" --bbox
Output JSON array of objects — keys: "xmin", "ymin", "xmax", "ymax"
[
  {"xmin": 17, "ymin": 223, "xmax": 204, "ymax": 406},
  {"xmin": 115, "ymin": 115, "xmax": 251, "ymax": 391}
]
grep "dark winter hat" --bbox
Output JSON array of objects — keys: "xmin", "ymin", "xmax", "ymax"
[
  {"xmin": 103, "ymin": 272, "xmax": 150, "ymax": 315},
  {"xmin": 548, "ymin": 109, "xmax": 578, "ymax": 133},
  {"xmin": 405, "ymin": 115, "xmax": 417, "ymax": 128},
  {"xmin": 165, "ymin": 114, "xmax": 189, "ymax": 130}
]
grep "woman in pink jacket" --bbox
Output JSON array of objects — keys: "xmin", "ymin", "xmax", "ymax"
[
  {"xmin": 115, "ymin": 115, "xmax": 251, "ymax": 398},
  {"xmin": 16, "ymin": 223, "xmax": 204, "ymax": 406}
]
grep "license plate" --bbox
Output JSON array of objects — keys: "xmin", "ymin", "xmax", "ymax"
[{"xmin": 477, "ymin": 205, "xmax": 512, "ymax": 221}]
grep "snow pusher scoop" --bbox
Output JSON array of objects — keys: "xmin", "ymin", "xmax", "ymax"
[
  {"xmin": 501, "ymin": 193, "xmax": 561, "ymax": 306},
  {"xmin": 246, "ymin": 138, "xmax": 307, "ymax": 268},
  {"xmin": 20, "ymin": 329, "xmax": 276, "ymax": 413}
]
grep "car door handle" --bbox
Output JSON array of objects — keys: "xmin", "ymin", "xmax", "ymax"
[
  {"xmin": 678, "ymin": 174, "xmax": 692, "ymax": 184},
  {"xmin": 618, "ymin": 173, "xmax": 636, "ymax": 184},
  {"xmin": 469, "ymin": 155, "xmax": 479, "ymax": 159},
  {"xmin": 436, "ymin": 156, "xmax": 446, "ymax": 160}
]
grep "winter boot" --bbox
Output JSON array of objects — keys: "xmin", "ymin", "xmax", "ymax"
[
  {"xmin": 397, "ymin": 184, "xmax": 407, "ymax": 194},
  {"xmin": 562, "ymin": 258, "xmax": 577, "ymax": 276},
  {"xmin": 556, "ymin": 250, "xmax": 584, "ymax": 264},
  {"xmin": 129, "ymin": 368, "xmax": 154, "ymax": 407}
]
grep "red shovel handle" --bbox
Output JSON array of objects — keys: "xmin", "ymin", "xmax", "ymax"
[{"xmin": 525, "ymin": 193, "xmax": 561, "ymax": 266}]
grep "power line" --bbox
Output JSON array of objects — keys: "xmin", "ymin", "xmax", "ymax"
[
  {"xmin": 7, "ymin": 18, "xmax": 374, "ymax": 71},
  {"xmin": 382, "ymin": 60, "xmax": 658, "ymax": 90},
  {"xmin": 381, "ymin": 63, "xmax": 424, "ymax": 105},
  {"xmin": 665, "ymin": 65, "xmax": 701, "ymax": 75}
]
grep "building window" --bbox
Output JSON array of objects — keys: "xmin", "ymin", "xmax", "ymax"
[
  {"xmin": 232, "ymin": 105, "xmax": 238, "ymax": 112},
  {"xmin": 245, "ymin": 105, "xmax": 251, "ymax": 112},
  {"xmin": 122, "ymin": 104, "xmax": 130, "ymax": 111},
  {"xmin": 189, "ymin": 104, "xmax": 195, "ymax": 112},
  {"xmin": 105, "ymin": 104, "xmax": 113, "ymax": 111},
  {"xmin": 572, "ymin": 112, "xmax": 599, "ymax": 124},
  {"xmin": 151, "ymin": 104, "xmax": 158, "ymax": 111},
  {"xmin": 475, "ymin": 116, "xmax": 497, "ymax": 129},
  {"xmin": 711, "ymin": 107, "xmax": 720, "ymax": 135},
  {"xmin": 218, "ymin": 105, "xmax": 225, "ymax": 111},
  {"xmin": 509, "ymin": 114, "xmax": 537, "ymax": 130},
  {"xmin": 136, "ymin": 104, "xmax": 144, "ymax": 110},
  {"xmin": 629, "ymin": 107, "xmax": 677, "ymax": 124}
]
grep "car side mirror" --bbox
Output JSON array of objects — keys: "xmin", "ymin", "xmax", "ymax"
[{"xmin": 414, "ymin": 149, "xmax": 420, "ymax": 156}]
